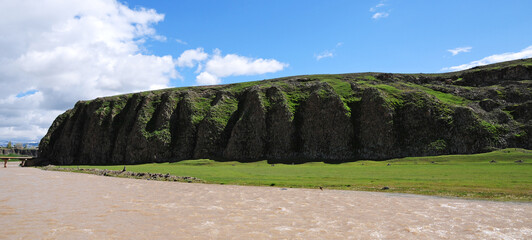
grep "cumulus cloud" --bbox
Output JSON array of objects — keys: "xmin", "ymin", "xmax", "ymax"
[
  {"xmin": 0, "ymin": 0, "xmax": 178, "ymax": 141},
  {"xmin": 196, "ymin": 72, "xmax": 221, "ymax": 85},
  {"xmin": 448, "ymin": 46, "xmax": 472, "ymax": 56},
  {"xmin": 204, "ymin": 49, "xmax": 287, "ymax": 78},
  {"xmin": 176, "ymin": 48, "xmax": 287, "ymax": 86},
  {"xmin": 177, "ymin": 48, "xmax": 208, "ymax": 67},
  {"xmin": 441, "ymin": 45, "xmax": 532, "ymax": 72}
]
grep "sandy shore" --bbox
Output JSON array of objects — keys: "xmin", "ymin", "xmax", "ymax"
[{"xmin": 1, "ymin": 161, "xmax": 531, "ymax": 239}]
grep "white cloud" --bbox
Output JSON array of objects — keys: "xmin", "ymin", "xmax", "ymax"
[
  {"xmin": 196, "ymin": 72, "xmax": 220, "ymax": 85},
  {"xmin": 177, "ymin": 48, "xmax": 208, "ymax": 68},
  {"xmin": 372, "ymin": 12, "xmax": 389, "ymax": 19},
  {"xmin": 448, "ymin": 46, "xmax": 472, "ymax": 56},
  {"xmin": 441, "ymin": 45, "xmax": 532, "ymax": 72},
  {"xmin": 0, "ymin": 0, "xmax": 178, "ymax": 141},
  {"xmin": 370, "ymin": 3, "xmax": 385, "ymax": 12},
  {"xmin": 0, "ymin": 0, "xmax": 289, "ymax": 140},
  {"xmin": 315, "ymin": 50, "xmax": 334, "ymax": 61},
  {"xmin": 153, "ymin": 35, "xmax": 167, "ymax": 42},
  {"xmin": 369, "ymin": 0, "xmax": 390, "ymax": 20},
  {"xmin": 370, "ymin": 1, "xmax": 390, "ymax": 19},
  {"xmin": 185, "ymin": 48, "xmax": 288, "ymax": 85},
  {"xmin": 315, "ymin": 42, "xmax": 343, "ymax": 61},
  {"xmin": 0, "ymin": 125, "xmax": 50, "ymax": 143},
  {"xmin": 204, "ymin": 49, "xmax": 287, "ymax": 78},
  {"xmin": 176, "ymin": 39, "xmax": 188, "ymax": 45}
]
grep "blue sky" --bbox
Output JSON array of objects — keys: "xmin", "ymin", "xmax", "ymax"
[
  {"xmin": 1, "ymin": 0, "xmax": 532, "ymax": 142},
  {"xmin": 126, "ymin": 0, "xmax": 532, "ymax": 87}
]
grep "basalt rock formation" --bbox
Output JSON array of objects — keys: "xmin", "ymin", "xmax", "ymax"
[{"xmin": 39, "ymin": 59, "xmax": 532, "ymax": 165}]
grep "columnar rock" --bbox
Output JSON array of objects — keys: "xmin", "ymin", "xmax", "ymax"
[
  {"xmin": 357, "ymin": 87, "xmax": 397, "ymax": 159},
  {"xmin": 224, "ymin": 87, "xmax": 267, "ymax": 161},
  {"xmin": 264, "ymin": 86, "xmax": 295, "ymax": 160},
  {"xmin": 170, "ymin": 92, "xmax": 199, "ymax": 160},
  {"xmin": 193, "ymin": 91, "xmax": 238, "ymax": 159},
  {"xmin": 296, "ymin": 83, "xmax": 354, "ymax": 161},
  {"xmin": 38, "ymin": 59, "xmax": 532, "ymax": 164}
]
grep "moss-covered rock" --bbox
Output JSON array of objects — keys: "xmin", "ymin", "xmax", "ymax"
[{"xmin": 38, "ymin": 58, "xmax": 532, "ymax": 164}]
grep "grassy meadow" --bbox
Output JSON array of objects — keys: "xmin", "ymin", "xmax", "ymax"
[
  {"xmin": 57, "ymin": 148, "xmax": 532, "ymax": 201},
  {"xmin": 0, "ymin": 153, "xmax": 28, "ymax": 160}
]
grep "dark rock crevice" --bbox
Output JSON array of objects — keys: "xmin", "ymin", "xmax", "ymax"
[
  {"xmin": 264, "ymin": 86, "xmax": 295, "ymax": 161},
  {"xmin": 223, "ymin": 87, "xmax": 267, "ymax": 161},
  {"xmin": 193, "ymin": 92, "xmax": 239, "ymax": 160},
  {"xmin": 357, "ymin": 88, "xmax": 397, "ymax": 159},
  {"xmin": 170, "ymin": 92, "xmax": 197, "ymax": 160}
]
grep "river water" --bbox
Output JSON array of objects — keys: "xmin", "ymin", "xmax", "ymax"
[{"xmin": 1, "ymin": 161, "xmax": 531, "ymax": 239}]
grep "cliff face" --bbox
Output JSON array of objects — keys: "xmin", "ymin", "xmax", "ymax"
[{"xmin": 39, "ymin": 59, "xmax": 532, "ymax": 164}]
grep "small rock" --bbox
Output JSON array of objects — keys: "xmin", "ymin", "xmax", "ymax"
[
  {"xmin": 387, "ymin": 163, "xmax": 391, "ymax": 166},
  {"xmin": 490, "ymin": 160, "xmax": 497, "ymax": 163},
  {"xmin": 381, "ymin": 186, "xmax": 390, "ymax": 190},
  {"xmin": 280, "ymin": 188, "xmax": 287, "ymax": 190},
  {"xmin": 515, "ymin": 160, "xmax": 524, "ymax": 163}
]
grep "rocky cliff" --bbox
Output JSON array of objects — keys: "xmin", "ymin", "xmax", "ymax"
[{"xmin": 39, "ymin": 59, "xmax": 532, "ymax": 165}]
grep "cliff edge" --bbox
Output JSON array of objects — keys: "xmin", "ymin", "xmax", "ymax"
[{"xmin": 39, "ymin": 59, "xmax": 532, "ymax": 164}]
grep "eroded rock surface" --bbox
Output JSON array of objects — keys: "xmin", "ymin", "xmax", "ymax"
[{"xmin": 39, "ymin": 59, "xmax": 532, "ymax": 164}]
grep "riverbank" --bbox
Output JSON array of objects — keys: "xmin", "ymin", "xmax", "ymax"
[
  {"xmin": 51, "ymin": 148, "xmax": 532, "ymax": 201},
  {"xmin": 40, "ymin": 165, "xmax": 204, "ymax": 183}
]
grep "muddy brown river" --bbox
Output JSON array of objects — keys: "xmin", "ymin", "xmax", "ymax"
[{"xmin": 1, "ymin": 161, "xmax": 531, "ymax": 239}]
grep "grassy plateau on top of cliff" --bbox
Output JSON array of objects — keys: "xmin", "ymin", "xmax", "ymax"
[
  {"xmin": 88, "ymin": 58, "xmax": 532, "ymax": 113},
  {"xmin": 108, "ymin": 57, "xmax": 530, "ymax": 90}
]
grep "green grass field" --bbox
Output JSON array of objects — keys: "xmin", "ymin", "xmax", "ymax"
[
  {"xmin": 0, "ymin": 153, "xmax": 27, "ymax": 160},
  {"xmin": 57, "ymin": 148, "xmax": 532, "ymax": 201}
]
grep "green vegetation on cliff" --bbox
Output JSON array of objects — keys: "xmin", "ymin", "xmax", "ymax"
[{"xmin": 39, "ymin": 58, "xmax": 532, "ymax": 165}]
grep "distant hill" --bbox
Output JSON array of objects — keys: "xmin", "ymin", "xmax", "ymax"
[{"xmin": 38, "ymin": 58, "xmax": 532, "ymax": 165}]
